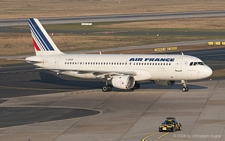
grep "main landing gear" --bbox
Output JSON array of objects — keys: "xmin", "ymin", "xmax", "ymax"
[
  {"xmin": 102, "ymin": 82, "xmax": 140, "ymax": 92},
  {"xmin": 102, "ymin": 85, "xmax": 112, "ymax": 92},
  {"xmin": 181, "ymin": 80, "xmax": 189, "ymax": 92}
]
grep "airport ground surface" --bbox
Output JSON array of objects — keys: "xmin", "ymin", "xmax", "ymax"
[{"xmin": 0, "ymin": 48, "xmax": 225, "ymax": 141}]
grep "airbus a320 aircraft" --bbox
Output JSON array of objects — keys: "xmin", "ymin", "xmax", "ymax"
[{"xmin": 26, "ymin": 18, "xmax": 212, "ymax": 92}]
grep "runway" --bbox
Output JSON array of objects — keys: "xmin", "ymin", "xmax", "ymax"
[{"xmin": 0, "ymin": 10, "xmax": 225, "ymax": 27}]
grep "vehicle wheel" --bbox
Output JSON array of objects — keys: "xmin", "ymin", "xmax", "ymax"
[
  {"xmin": 172, "ymin": 127, "xmax": 175, "ymax": 132},
  {"xmin": 179, "ymin": 124, "xmax": 182, "ymax": 131},
  {"xmin": 159, "ymin": 127, "xmax": 163, "ymax": 132},
  {"xmin": 185, "ymin": 87, "xmax": 189, "ymax": 92}
]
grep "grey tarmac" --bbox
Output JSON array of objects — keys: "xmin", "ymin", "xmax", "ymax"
[{"xmin": 0, "ymin": 80, "xmax": 224, "ymax": 141}]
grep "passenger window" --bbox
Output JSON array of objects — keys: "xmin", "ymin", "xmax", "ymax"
[{"xmin": 190, "ymin": 62, "xmax": 193, "ymax": 66}]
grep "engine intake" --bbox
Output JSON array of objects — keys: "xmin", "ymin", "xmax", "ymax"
[{"xmin": 107, "ymin": 75, "xmax": 135, "ymax": 89}]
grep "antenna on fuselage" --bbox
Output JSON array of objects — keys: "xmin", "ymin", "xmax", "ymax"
[
  {"xmin": 99, "ymin": 51, "xmax": 102, "ymax": 55},
  {"xmin": 181, "ymin": 52, "xmax": 184, "ymax": 55}
]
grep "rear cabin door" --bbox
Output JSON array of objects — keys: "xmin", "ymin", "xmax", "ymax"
[{"xmin": 54, "ymin": 57, "xmax": 61, "ymax": 69}]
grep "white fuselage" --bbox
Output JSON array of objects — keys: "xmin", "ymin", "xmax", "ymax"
[{"xmin": 26, "ymin": 54, "xmax": 212, "ymax": 81}]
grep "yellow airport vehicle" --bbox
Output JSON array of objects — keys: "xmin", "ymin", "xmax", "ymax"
[{"xmin": 159, "ymin": 117, "xmax": 182, "ymax": 132}]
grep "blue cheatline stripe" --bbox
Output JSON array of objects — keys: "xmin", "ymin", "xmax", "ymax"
[
  {"xmin": 30, "ymin": 28, "xmax": 45, "ymax": 51},
  {"xmin": 29, "ymin": 19, "xmax": 49, "ymax": 51},
  {"xmin": 29, "ymin": 18, "xmax": 54, "ymax": 51}
]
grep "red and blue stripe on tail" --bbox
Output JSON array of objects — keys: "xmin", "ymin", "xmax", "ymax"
[{"xmin": 28, "ymin": 18, "xmax": 63, "ymax": 56}]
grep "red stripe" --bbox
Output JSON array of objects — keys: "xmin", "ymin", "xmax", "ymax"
[{"xmin": 32, "ymin": 38, "xmax": 41, "ymax": 51}]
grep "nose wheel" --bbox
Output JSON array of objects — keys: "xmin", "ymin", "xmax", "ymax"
[
  {"xmin": 182, "ymin": 86, "xmax": 189, "ymax": 92},
  {"xmin": 181, "ymin": 80, "xmax": 189, "ymax": 92}
]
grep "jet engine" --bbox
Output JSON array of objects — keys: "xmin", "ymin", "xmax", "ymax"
[
  {"xmin": 154, "ymin": 80, "xmax": 175, "ymax": 86},
  {"xmin": 107, "ymin": 75, "xmax": 135, "ymax": 89}
]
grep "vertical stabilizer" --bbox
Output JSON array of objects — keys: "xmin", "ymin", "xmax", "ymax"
[{"xmin": 28, "ymin": 18, "xmax": 64, "ymax": 56}]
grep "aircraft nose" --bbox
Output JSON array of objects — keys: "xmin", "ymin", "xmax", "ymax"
[{"xmin": 205, "ymin": 66, "xmax": 213, "ymax": 77}]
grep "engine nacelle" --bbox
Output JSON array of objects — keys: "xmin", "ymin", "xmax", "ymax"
[
  {"xmin": 107, "ymin": 75, "xmax": 135, "ymax": 89},
  {"xmin": 154, "ymin": 80, "xmax": 175, "ymax": 86}
]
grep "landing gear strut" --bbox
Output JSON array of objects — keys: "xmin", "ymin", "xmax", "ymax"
[
  {"xmin": 181, "ymin": 80, "xmax": 189, "ymax": 92},
  {"xmin": 102, "ymin": 85, "xmax": 112, "ymax": 92}
]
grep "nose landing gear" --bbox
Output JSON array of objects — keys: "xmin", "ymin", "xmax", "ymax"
[{"xmin": 181, "ymin": 80, "xmax": 189, "ymax": 92}]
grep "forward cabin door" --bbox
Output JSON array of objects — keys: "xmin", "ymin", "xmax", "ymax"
[{"xmin": 175, "ymin": 57, "xmax": 183, "ymax": 72}]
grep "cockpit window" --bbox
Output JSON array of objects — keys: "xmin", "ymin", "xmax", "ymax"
[
  {"xmin": 189, "ymin": 62, "xmax": 204, "ymax": 66},
  {"xmin": 193, "ymin": 62, "xmax": 197, "ymax": 66},
  {"xmin": 198, "ymin": 62, "xmax": 204, "ymax": 65}
]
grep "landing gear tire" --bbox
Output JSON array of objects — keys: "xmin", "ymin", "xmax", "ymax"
[
  {"xmin": 102, "ymin": 85, "xmax": 112, "ymax": 92},
  {"xmin": 181, "ymin": 80, "xmax": 189, "ymax": 92},
  {"xmin": 182, "ymin": 87, "xmax": 189, "ymax": 92}
]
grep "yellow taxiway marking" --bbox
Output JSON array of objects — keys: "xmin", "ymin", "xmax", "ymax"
[
  {"xmin": 158, "ymin": 132, "xmax": 190, "ymax": 141},
  {"xmin": 141, "ymin": 132, "xmax": 159, "ymax": 141},
  {"xmin": 157, "ymin": 132, "xmax": 169, "ymax": 139}
]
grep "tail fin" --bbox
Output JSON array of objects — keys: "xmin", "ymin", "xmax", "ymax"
[{"xmin": 28, "ymin": 18, "xmax": 64, "ymax": 56}]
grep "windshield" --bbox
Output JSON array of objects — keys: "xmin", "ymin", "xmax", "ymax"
[
  {"xmin": 163, "ymin": 120, "xmax": 174, "ymax": 124},
  {"xmin": 189, "ymin": 62, "xmax": 205, "ymax": 66}
]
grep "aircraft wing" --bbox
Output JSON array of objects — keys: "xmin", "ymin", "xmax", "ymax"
[{"xmin": 59, "ymin": 69, "xmax": 137, "ymax": 77}]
